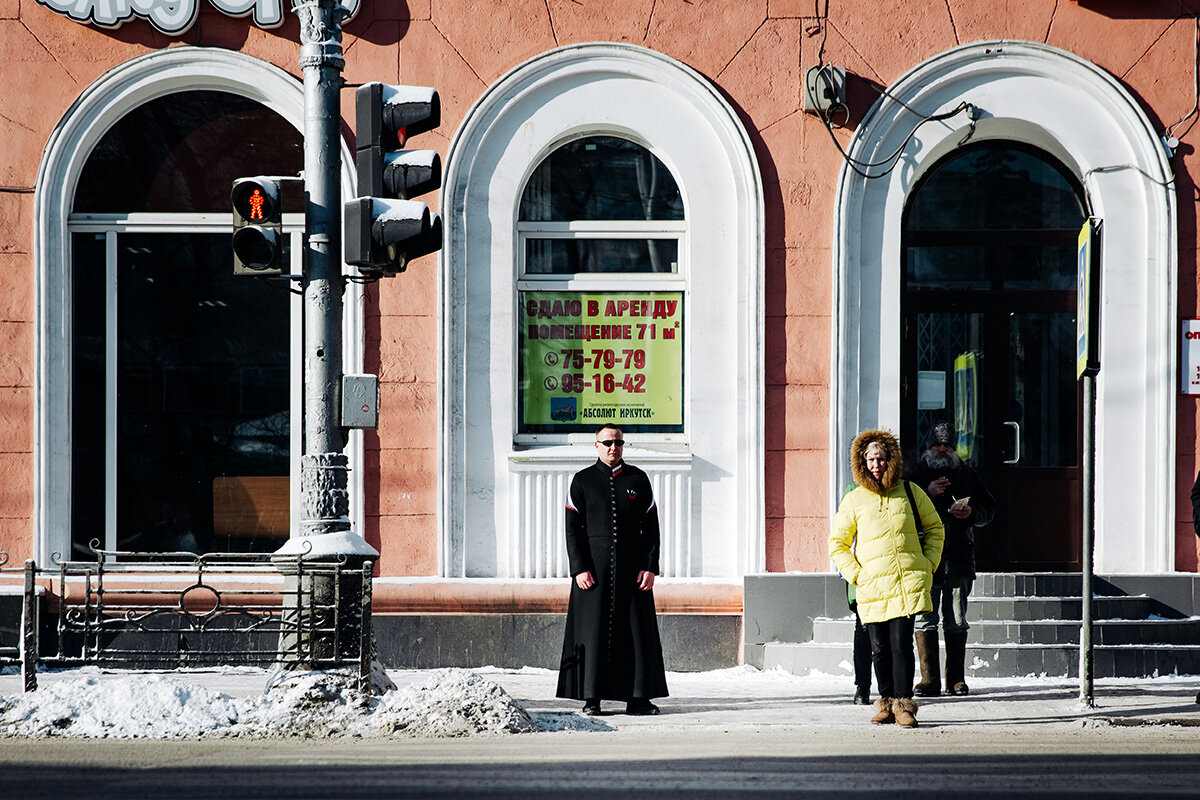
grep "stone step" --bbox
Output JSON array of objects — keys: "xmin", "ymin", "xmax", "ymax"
[
  {"xmin": 973, "ymin": 573, "xmax": 1091, "ymax": 597},
  {"xmin": 812, "ymin": 616, "xmax": 1200, "ymax": 646},
  {"xmin": 966, "ymin": 595, "xmax": 1163, "ymax": 621},
  {"xmin": 763, "ymin": 640, "xmax": 1200, "ymax": 680},
  {"xmin": 829, "ymin": 594, "xmax": 1164, "ymax": 622}
]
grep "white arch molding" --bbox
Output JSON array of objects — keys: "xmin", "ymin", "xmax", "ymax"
[
  {"xmin": 441, "ymin": 43, "xmax": 765, "ymax": 579},
  {"xmin": 832, "ymin": 40, "xmax": 1176, "ymax": 573},
  {"xmin": 34, "ymin": 47, "xmax": 363, "ymax": 564}
]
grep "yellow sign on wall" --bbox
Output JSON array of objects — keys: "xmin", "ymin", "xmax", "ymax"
[{"xmin": 520, "ymin": 291, "xmax": 683, "ymax": 430}]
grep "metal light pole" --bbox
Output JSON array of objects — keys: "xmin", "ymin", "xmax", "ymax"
[
  {"xmin": 273, "ymin": 0, "xmax": 379, "ymax": 680},
  {"xmin": 295, "ymin": 0, "xmax": 349, "ymax": 537}
]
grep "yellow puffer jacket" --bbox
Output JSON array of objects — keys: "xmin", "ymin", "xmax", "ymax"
[{"xmin": 829, "ymin": 429, "xmax": 944, "ymax": 624}]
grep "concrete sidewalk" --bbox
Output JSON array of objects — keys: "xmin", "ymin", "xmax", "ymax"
[
  {"xmin": 4, "ymin": 666, "xmax": 1200, "ymax": 800},
  {"xmin": 5, "ymin": 664, "xmax": 1200, "ymax": 736}
]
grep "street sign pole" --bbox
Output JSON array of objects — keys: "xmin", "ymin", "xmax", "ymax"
[{"xmin": 1077, "ymin": 218, "xmax": 1101, "ymax": 707}]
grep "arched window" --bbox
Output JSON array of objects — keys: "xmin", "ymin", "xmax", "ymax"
[
  {"xmin": 69, "ymin": 90, "xmax": 302, "ymax": 556},
  {"xmin": 905, "ymin": 143, "xmax": 1085, "ymax": 292},
  {"xmin": 516, "ymin": 136, "xmax": 686, "ymax": 437},
  {"xmin": 442, "ymin": 44, "xmax": 764, "ymax": 579}
]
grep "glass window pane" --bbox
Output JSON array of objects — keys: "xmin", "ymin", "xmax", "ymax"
[
  {"xmin": 518, "ymin": 291, "xmax": 684, "ymax": 434},
  {"xmin": 519, "ymin": 136, "xmax": 683, "ymax": 222},
  {"xmin": 112, "ymin": 232, "xmax": 291, "ymax": 553},
  {"xmin": 908, "ymin": 146, "xmax": 1084, "ymax": 231},
  {"xmin": 906, "ymin": 246, "xmax": 989, "ymax": 290},
  {"xmin": 71, "ymin": 233, "xmax": 108, "ymax": 558},
  {"xmin": 526, "ymin": 238, "xmax": 678, "ymax": 274},
  {"xmin": 1009, "ymin": 312, "xmax": 1077, "ymax": 467},
  {"xmin": 1001, "ymin": 244, "xmax": 1076, "ymax": 291},
  {"xmin": 915, "ymin": 312, "xmax": 986, "ymax": 466},
  {"xmin": 75, "ymin": 91, "xmax": 303, "ymax": 213}
]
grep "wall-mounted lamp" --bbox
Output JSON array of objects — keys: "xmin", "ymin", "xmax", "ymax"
[{"xmin": 803, "ymin": 65, "xmax": 847, "ymax": 116}]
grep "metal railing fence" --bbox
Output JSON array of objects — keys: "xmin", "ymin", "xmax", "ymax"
[{"xmin": 0, "ymin": 546, "xmax": 373, "ymax": 693}]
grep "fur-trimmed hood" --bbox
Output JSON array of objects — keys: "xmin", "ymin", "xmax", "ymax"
[{"xmin": 850, "ymin": 428, "xmax": 903, "ymax": 495}]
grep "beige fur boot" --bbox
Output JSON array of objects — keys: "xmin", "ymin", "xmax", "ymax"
[
  {"xmin": 892, "ymin": 697, "xmax": 919, "ymax": 728},
  {"xmin": 870, "ymin": 697, "xmax": 895, "ymax": 725}
]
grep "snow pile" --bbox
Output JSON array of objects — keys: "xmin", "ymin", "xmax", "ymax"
[
  {"xmin": 0, "ymin": 669, "xmax": 239, "ymax": 738},
  {"xmin": 366, "ymin": 669, "xmax": 535, "ymax": 736},
  {"xmin": 0, "ymin": 667, "xmax": 538, "ymax": 739}
]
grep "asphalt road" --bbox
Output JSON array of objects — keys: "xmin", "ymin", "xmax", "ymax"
[
  {"xmin": 3, "ymin": 728, "xmax": 1200, "ymax": 799},
  {"xmin": 4, "ymin": 667, "xmax": 1200, "ymax": 798}
]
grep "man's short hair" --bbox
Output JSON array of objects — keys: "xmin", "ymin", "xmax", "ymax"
[{"xmin": 596, "ymin": 423, "xmax": 622, "ymax": 437}]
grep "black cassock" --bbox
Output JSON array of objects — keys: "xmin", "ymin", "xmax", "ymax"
[{"xmin": 556, "ymin": 458, "xmax": 669, "ymax": 702}]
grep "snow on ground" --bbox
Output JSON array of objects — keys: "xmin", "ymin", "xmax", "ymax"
[
  {"xmin": 0, "ymin": 666, "xmax": 571, "ymax": 739},
  {"xmin": 2, "ymin": 663, "xmax": 1199, "ymax": 739}
]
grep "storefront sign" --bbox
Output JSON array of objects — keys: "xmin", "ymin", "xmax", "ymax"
[
  {"xmin": 37, "ymin": 0, "xmax": 359, "ymax": 36},
  {"xmin": 1181, "ymin": 320, "xmax": 1200, "ymax": 395},
  {"xmin": 1076, "ymin": 218, "xmax": 1101, "ymax": 379},
  {"xmin": 953, "ymin": 352, "xmax": 977, "ymax": 461},
  {"xmin": 520, "ymin": 291, "xmax": 683, "ymax": 429},
  {"xmin": 916, "ymin": 370, "xmax": 946, "ymax": 410}
]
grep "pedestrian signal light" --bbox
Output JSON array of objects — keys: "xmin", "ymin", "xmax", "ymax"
[{"xmin": 231, "ymin": 177, "xmax": 283, "ymax": 276}]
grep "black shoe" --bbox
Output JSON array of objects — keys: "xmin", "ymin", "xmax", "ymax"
[
  {"xmin": 582, "ymin": 700, "xmax": 602, "ymax": 716},
  {"xmin": 1194, "ymin": 690, "xmax": 1199, "ymax": 705},
  {"xmin": 853, "ymin": 686, "xmax": 870, "ymax": 705},
  {"xmin": 625, "ymin": 699, "xmax": 660, "ymax": 715}
]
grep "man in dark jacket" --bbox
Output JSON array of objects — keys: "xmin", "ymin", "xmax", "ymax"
[
  {"xmin": 906, "ymin": 420, "xmax": 996, "ymax": 697},
  {"xmin": 556, "ymin": 423, "xmax": 668, "ymax": 716}
]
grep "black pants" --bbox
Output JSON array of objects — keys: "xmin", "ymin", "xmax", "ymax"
[
  {"xmin": 849, "ymin": 601, "xmax": 871, "ymax": 690},
  {"xmin": 866, "ymin": 615, "xmax": 915, "ymax": 699}
]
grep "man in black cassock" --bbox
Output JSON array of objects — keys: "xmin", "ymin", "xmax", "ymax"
[{"xmin": 556, "ymin": 423, "xmax": 668, "ymax": 716}]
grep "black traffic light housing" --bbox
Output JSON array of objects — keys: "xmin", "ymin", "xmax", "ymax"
[
  {"xmin": 345, "ymin": 82, "xmax": 444, "ymax": 276},
  {"xmin": 231, "ymin": 177, "xmax": 283, "ymax": 276}
]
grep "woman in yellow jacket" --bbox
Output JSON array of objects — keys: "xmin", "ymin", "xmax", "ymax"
[{"xmin": 829, "ymin": 429, "xmax": 944, "ymax": 728}]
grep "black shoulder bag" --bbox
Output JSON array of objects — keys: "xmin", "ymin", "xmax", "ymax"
[{"xmin": 903, "ymin": 480, "xmax": 925, "ymax": 542}]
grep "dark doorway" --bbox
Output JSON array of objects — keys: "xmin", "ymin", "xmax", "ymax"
[{"xmin": 901, "ymin": 143, "xmax": 1086, "ymax": 571}]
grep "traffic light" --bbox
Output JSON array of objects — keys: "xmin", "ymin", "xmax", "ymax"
[
  {"xmin": 231, "ymin": 177, "xmax": 283, "ymax": 276},
  {"xmin": 345, "ymin": 82, "xmax": 443, "ymax": 276}
]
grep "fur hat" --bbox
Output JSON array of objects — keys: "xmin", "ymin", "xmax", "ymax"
[
  {"xmin": 924, "ymin": 420, "xmax": 956, "ymax": 451},
  {"xmin": 850, "ymin": 428, "xmax": 903, "ymax": 495}
]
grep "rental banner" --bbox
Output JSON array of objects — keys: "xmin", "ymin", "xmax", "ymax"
[{"xmin": 519, "ymin": 291, "xmax": 683, "ymax": 428}]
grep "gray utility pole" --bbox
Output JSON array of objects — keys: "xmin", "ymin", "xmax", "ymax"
[
  {"xmin": 274, "ymin": 0, "xmax": 379, "ymax": 677},
  {"xmin": 296, "ymin": 0, "xmax": 349, "ymax": 536}
]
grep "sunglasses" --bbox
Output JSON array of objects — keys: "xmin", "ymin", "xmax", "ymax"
[{"xmin": 596, "ymin": 439, "xmax": 625, "ymax": 448}]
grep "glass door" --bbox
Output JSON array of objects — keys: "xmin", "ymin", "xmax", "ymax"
[
  {"xmin": 996, "ymin": 311, "xmax": 1080, "ymax": 568},
  {"xmin": 904, "ymin": 304, "xmax": 1081, "ymax": 570}
]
